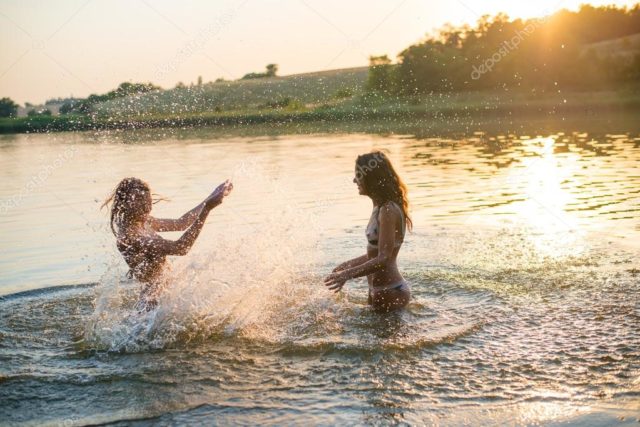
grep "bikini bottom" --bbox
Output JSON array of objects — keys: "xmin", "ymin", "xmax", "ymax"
[{"xmin": 369, "ymin": 280, "xmax": 409, "ymax": 293}]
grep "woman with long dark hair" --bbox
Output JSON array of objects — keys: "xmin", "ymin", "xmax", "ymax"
[
  {"xmin": 324, "ymin": 151, "xmax": 412, "ymax": 312},
  {"xmin": 102, "ymin": 177, "xmax": 233, "ymax": 309}
]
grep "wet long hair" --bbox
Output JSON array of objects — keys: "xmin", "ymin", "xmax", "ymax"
[
  {"xmin": 356, "ymin": 151, "xmax": 412, "ymax": 231},
  {"xmin": 101, "ymin": 177, "xmax": 153, "ymax": 236}
]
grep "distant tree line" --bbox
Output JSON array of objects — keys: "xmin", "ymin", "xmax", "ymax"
[
  {"xmin": 0, "ymin": 98, "xmax": 55, "ymax": 118},
  {"xmin": 60, "ymin": 82, "xmax": 161, "ymax": 115},
  {"xmin": 44, "ymin": 96, "xmax": 82, "ymax": 106},
  {"xmin": 241, "ymin": 64, "xmax": 278, "ymax": 80},
  {"xmin": 368, "ymin": 4, "xmax": 640, "ymax": 94},
  {"xmin": 0, "ymin": 98, "xmax": 19, "ymax": 118}
]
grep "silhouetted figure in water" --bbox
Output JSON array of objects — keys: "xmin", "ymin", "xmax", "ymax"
[
  {"xmin": 103, "ymin": 177, "xmax": 233, "ymax": 310},
  {"xmin": 324, "ymin": 151, "xmax": 412, "ymax": 312}
]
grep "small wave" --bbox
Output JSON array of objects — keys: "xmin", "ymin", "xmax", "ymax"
[
  {"xmin": 272, "ymin": 319, "xmax": 484, "ymax": 357},
  {"xmin": 0, "ymin": 282, "xmax": 97, "ymax": 302}
]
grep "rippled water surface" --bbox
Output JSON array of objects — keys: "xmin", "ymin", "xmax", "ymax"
[{"xmin": 1, "ymin": 122, "xmax": 639, "ymax": 425}]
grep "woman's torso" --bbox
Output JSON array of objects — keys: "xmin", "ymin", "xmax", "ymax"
[
  {"xmin": 116, "ymin": 223, "xmax": 167, "ymax": 284},
  {"xmin": 365, "ymin": 201, "xmax": 406, "ymax": 290}
]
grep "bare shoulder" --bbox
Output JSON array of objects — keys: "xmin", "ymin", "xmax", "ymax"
[
  {"xmin": 380, "ymin": 201, "xmax": 403, "ymax": 217},
  {"xmin": 379, "ymin": 201, "xmax": 403, "ymax": 224}
]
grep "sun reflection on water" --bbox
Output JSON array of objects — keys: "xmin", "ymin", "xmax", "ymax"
[{"xmin": 507, "ymin": 136, "xmax": 587, "ymax": 258}]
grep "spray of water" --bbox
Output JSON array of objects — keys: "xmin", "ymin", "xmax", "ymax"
[{"xmin": 84, "ymin": 162, "xmax": 344, "ymax": 352}]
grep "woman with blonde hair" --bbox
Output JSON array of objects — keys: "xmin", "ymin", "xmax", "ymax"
[
  {"xmin": 324, "ymin": 151, "xmax": 412, "ymax": 312},
  {"xmin": 103, "ymin": 177, "xmax": 233, "ymax": 309}
]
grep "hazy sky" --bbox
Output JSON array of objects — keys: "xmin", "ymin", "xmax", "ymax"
[{"xmin": 1, "ymin": 0, "xmax": 637, "ymax": 104}]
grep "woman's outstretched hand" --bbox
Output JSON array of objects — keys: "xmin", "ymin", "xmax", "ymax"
[
  {"xmin": 205, "ymin": 179, "xmax": 233, "ymax": 209},
  {"xmin": 324, "ymin": 271, "xmax": 348, "ymax": 293}
]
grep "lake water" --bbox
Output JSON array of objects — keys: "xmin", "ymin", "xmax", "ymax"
[{"xmin": 1, "ymin": 119, "xmax": 639, "ymax": 425}]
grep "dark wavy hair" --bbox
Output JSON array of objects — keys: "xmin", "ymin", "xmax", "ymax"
[
  {"xmin": 101, "ymin": 177, "xmax": 154, "ymax": 236},
  {"xmin": 356, "ymin": 151, "xmax": 412, "ymax": 231}
]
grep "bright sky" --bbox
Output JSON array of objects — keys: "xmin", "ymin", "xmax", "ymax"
[{"xmin": 1, "ymin": 0, "xmax": 637, "ymax": 104}]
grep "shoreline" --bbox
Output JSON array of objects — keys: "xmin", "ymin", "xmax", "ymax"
[{"xmin": 1, "ymin": 89, "xmax": 639, "ymax": 135}]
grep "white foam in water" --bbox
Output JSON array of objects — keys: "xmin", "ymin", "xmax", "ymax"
[{"xmin": 84, "ymin": 162, "xmax": 341, "ymax": 352}]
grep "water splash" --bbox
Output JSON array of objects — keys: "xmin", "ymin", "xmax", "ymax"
[{"xmin": 84, "ymin": 163, "xmax": 339, "ymax": 352}]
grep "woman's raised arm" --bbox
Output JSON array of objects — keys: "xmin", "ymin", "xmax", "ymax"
[
  {"xmin": 146, "ymin": 180, "xmax": 233, "ymax": 256},
  {"xmin": 148, "ymin": 180, "xmax": 232, "ymax": 232},
  {"xmin": 149, "ymin": 202, "xmax": 205, "ymax": 232}
]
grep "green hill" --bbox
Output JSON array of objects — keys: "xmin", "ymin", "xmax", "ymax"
[{"xmin": 97, "ymin": 67, "xmax": 368, "ymax": 117}]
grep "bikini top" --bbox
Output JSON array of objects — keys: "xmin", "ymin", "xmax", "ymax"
[{"xmin": 366, "ymin": 201, "xmax": 406, "ymax": 248}]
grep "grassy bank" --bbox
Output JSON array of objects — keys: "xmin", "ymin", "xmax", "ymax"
[{"xmin": 1, "ymin": 86, "xmax": 639, "ymax": 135}]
